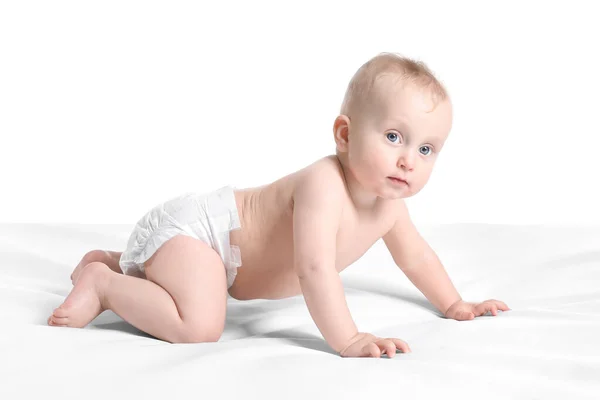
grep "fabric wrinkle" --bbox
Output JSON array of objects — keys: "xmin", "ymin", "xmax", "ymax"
[{"xmin": 119, "ymin": 186, "xmax": 243, "ymax": 289}]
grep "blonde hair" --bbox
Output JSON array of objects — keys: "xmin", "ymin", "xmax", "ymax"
[{"xmin": 340, "ymin": 52, "xmax": 449, "ymax": 118}]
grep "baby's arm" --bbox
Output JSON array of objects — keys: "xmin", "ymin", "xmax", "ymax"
[
  {"xmin": 383, "ymin": 201, "xmax": 510, "ymax": 320},
  {"xmin": 382, "ymin": 201, "xmax": 461, "ymax": 315},
  {"xmin": 292, "ymin": 167, "xmax": 358, "ymax": 353}
]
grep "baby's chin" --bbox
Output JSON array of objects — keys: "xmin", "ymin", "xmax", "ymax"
[
  {"xmin": 380, "ymin": 192, "xmax": 411, "ymax": 200},
  {"xmin": 377, "ymin": 183, "xmax": 418, "ymax": 199}
]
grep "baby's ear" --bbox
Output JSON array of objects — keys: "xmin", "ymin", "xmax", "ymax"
[{"xmin": 333, "ymin": 115, "xmax": 350, "ymax": 152}]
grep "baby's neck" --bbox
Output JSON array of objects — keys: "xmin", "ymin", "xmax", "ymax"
[{"xmin": 335, "ymin": 155, "xmax": 380, "ymax": 212}]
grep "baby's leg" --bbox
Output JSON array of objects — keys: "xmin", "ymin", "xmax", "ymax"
[
  {"xmin": 71, "ymin": 250, "xmax": 123, "ymax": 284},
  {"xmin": 50, "ymin": 235, "xmax": 229, "ymax": 343},
  {"xmin": 104, "ymin": 251, "xmax": 123, "ymax": 273}
]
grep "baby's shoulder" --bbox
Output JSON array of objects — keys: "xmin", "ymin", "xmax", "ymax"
[{"xmin": 293, "ymin": 155, "xmax": 346, "ymax": 197}]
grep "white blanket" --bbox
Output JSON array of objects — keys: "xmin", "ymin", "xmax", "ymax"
[{"xmin": 1, "ymin": 223, "xmax": 599, "ymax": 399}]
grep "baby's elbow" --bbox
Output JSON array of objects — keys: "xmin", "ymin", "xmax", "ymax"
[{"xmin": 294, "ymin": 262, "xmax": 331, "ymax": 280}]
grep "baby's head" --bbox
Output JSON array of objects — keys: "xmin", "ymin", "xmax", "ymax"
[{"xmin": 334, "ymin": 52, "xmax": 453, "ymax": 199}]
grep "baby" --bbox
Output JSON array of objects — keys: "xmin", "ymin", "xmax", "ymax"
[{"xmin": 48, "ymin": 52, "xmax": 510, "ymax": 358}]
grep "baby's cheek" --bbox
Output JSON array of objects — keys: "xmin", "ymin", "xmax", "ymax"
[
  {"xmin": 354, "ymin": 147, "xmax": 375, "ymax": 169},
  {"xmin": 423, "ymin": 167, "xmax": 435, "ymax": 181},
  {"xmin": 365, "ymin": 152, "xmax": 385, "ymax": 174}
]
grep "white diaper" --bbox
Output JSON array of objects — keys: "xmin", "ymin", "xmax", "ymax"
[{"xmin": 119, "ymin": 185, "xmax": 242, "ymax": 289}]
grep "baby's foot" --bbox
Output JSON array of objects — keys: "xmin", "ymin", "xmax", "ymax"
[{"xmin": 49, "ymin": 263, "xmax": 111, "ymax": 328}]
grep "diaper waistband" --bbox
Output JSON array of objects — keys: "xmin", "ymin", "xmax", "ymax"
[{"xmin": 202, "ymin": 186, "xmax": 242, "ymax": 286}]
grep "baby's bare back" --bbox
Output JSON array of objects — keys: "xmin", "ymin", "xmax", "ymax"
[{"xmin": 227, "ymin": 155, "xmax": 398, "ymax": 301}]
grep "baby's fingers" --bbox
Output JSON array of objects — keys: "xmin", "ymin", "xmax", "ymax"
[
  {"xmin": 457, "ymin": 310, "xmax": 475, "ymax": 320},
  {"xmin": 475, "ymin": 302, "xmax": 499, "ymax": 316},
  {"xmin": 374, "ymin": 338, "xmax": 411, "ymax": 358},
  {"xmin": 494, "ymin": 300, "xmax": 511, "ymax": 311},
  {"xmin": 484, "ymin": 299, "xmax": 511, "ymax": 312},
  {"xmin": 358, "ymin": 337, "xmax": 412, "ymax": 358},
  {"xmin": 390, "ymin": 338, "xmax": 411, "ymax": 354},
  {"xmin": 378, "ymin": 340, "xmax": 398, "ymax": 358},
  {"xmin": 366, "ymin": 342, "xmax": 381, "ymax": 358},
  {"xmin": 488, "ymin": 303, "xmax": 498, "ymax": 316}
]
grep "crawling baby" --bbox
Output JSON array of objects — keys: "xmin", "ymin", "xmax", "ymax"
[{"xmin": 48, "ymin": 52, "xmax": 510, "ymax": 358}]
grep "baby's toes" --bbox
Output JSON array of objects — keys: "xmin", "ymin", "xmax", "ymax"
[
  {"xmin": 48, "ymin": 315, "xmax": 69, "ymax": 326},
  {"xmin": 53, "ymin": 305, "xmax": 70, "ymax": 318}
]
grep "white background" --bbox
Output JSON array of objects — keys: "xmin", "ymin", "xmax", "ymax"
[{"xmin": 1, "ymin": 1, "xmax": 598, "ymax": 225}]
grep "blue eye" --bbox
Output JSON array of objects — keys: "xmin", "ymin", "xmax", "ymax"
[
  {"xmin": 387, "ymin": 132, "xmax": 434, "ymax": 156},
  {"xmin": 386, "ymin": 132, "xmax": 399, "ymax": 143}
]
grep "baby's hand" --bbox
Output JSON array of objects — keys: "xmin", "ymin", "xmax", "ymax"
[
  {"xmin": 444, "ymin": 299, "xmax": 510, "ymax": 321},
  {"xmin": 339, "ymin": 332, "xmax": 411, "ymax": 358}
]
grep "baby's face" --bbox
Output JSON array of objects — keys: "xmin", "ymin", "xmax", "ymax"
[{"xmin": 347, "ymin": 79, "xmax": 453, "ymax": 199}]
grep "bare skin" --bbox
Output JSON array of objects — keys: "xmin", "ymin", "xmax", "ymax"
[
  {"xmin": 52, "ymin": 157, "xmax": 400, "ymax": 330},
  {"xmin": 229, "ymin": 155, "xmax": 400, "ymax": 301},
  {"xmin": 64, "ymin": 155, "xmax": 397, "ymax": 300},
  {"xmin": 49, "ymin": 80, "xmax": 509, "ymax": 357},
  {"xmin": 50, "ymin": 80, "xmax": 446, "ymax": 356}
]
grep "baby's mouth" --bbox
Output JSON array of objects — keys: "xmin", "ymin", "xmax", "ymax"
[{"xmin": 388, "ymin": 176, "xmax": 408, "ymax": 185}]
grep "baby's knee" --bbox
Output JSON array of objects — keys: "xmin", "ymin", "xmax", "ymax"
[
  {"xmin": 82, "ymin": 249, "xmax": 108, "ymax": 264},
  {"xmin": 168, "ymin": 322, "xmax": 223, "ymax": 344}
]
